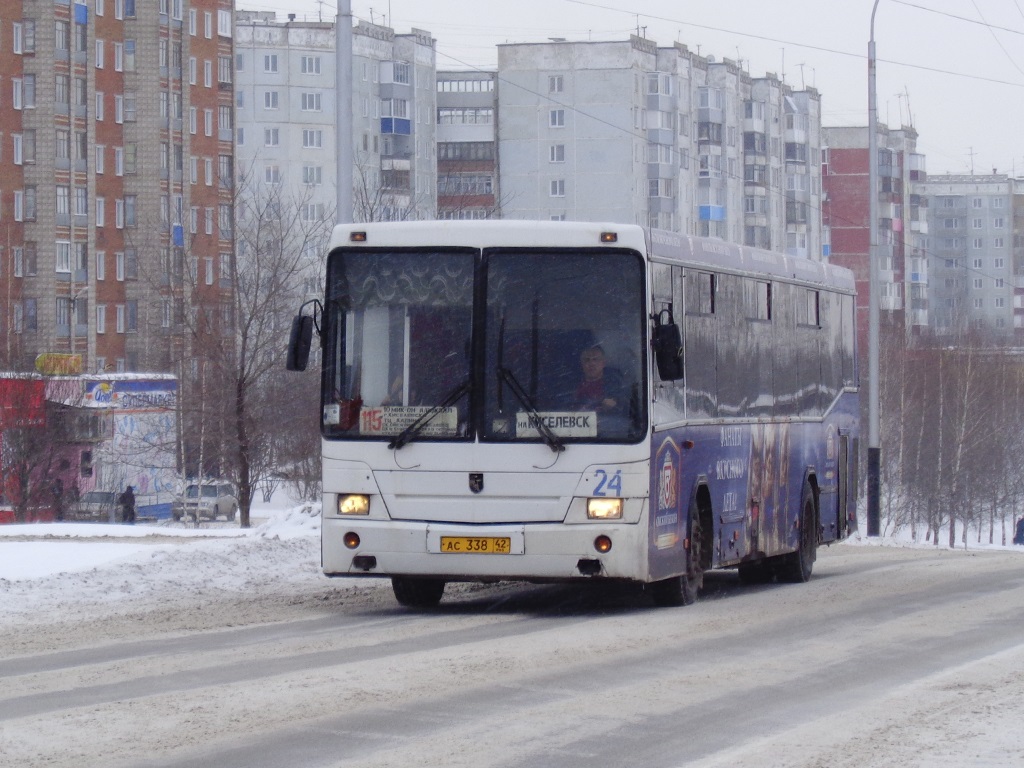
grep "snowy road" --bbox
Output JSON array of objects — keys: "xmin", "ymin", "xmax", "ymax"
[{"xmin": 1, "ymin": 530, "xmax": 1023, "ymax": 767}]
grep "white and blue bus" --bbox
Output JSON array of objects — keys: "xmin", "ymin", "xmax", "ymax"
[{"xmin": 287, "ymin": 221, "xmax": 859, "ymax": 607}]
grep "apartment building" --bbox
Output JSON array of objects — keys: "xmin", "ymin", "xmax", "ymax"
[
  {"xmin": 234, "ymin": 11, "xmax": 337, "ymax": 229},
  {"xmin": 916, "ymin": 174, "xmax": 1020, "ymax": 337},
  {"xmin": 436, "ymin": 70, "xmax": 498, "ymax": 219},
  {"xmin": 822, "ymin": 125, "xmax": 928, "ymax": 339},
  {"xmin": 495, "ymin": 36, "xmax": 822, "ymax": 256},
  {"xmin": 235, "ymin": 12, "xmax": 436, "ymax": 226},
  {"xmin": 0, "ymin": 0, "xmax": 235, "ymax": 375}
]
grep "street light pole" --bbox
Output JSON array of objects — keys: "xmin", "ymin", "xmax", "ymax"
[
  {"xmin": 867, "ymin": 0, "xmax": 882, "ymax": 536},
  {"xmin": 336, "ymin": 0, "xmax": 353, "ymax": 224}
]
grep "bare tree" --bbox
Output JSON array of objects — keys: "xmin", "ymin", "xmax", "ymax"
[{"xmin": 212, "ymin": 162, "xmax": 332, "ymax": 526}]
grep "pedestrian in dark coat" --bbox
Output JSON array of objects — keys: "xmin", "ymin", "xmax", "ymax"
[
  {"xmin": 118, "ymin": 485, "xmax": 136, "ymax": 525},
  {"xmin": 1013, "ymin": 516, "xmax": 1024, "ymax": 545}
]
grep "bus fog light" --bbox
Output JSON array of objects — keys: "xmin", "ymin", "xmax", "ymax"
[
  {"xmin": 594, "ymin": 535, "xmax": 613, "ymax": 553},
  {"xmin": 343, "ymin": 532, "xmax": 361, "ymax": 549},
  {"xmin": 338, "ymin": 494, "xmax": 370, "ymax": 515},
  {"xmin": 587, "ymin": 498, "xmax": 623, "ymax": 519}
]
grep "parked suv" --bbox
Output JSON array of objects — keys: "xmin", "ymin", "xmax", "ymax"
[{"xmin": 171, "ymin": 483, "xmax": 238, "ymax": 521}]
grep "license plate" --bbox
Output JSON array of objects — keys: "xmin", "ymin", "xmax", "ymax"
[{"xmin": 439, "ymin": 536, "xmax": 512, "ymax": 554}]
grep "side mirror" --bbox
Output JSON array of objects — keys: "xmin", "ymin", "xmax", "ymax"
[
  {"xmin": 286, "ymin": 314, "xmax": 314, "ymax": 371},
  {"xmin": 652, "ymin": 310, "xmax": 684, "ymax": 381}
]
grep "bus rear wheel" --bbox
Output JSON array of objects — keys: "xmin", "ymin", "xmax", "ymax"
[
  {"xmin": 776, "ymin": 481, "xmax": 817, "ymax": 583},
  {"xmin": 391, "ymin": 576, "xmax": 446, "ymax": 608}
]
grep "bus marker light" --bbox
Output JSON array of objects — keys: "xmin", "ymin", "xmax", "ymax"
[
  {"xmin": 587, "ymin": 498, "xmax": 623, "ymax": 519},
  {"xmin": 594, "ymin": 535, "xmax": 613, "ymax": 553},
  {"xmin": 600, "ymin": 231, "xmax": 618, "ymax": 243},
  {"xmin": 339, "ymin": 494, "xmax": 370, "ymax": 515},
  {"xmin": 350, "ymin": 231, "xmax": 368, "ymax": 242},
  {"xmin": 344, "ymin": 532, "xmax": 361, "ymax": 549}
]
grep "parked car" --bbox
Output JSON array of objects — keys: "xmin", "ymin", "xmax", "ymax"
[
  {"xmin": 172, "ymin": 482, "xmax": 238, "ymax": 521},
  {"xmin": 69, "ymin": 490, "xmax": 120, "ymax": 522}
]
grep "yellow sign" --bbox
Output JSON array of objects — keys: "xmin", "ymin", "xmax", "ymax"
[{"xmin": 34, "ymin": 353, "xmax": 83, "ymax": 375}]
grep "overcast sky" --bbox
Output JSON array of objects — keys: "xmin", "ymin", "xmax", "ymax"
[{"xmin": 240, "ymin": 0, "xmax": 1024, "ymax": 177}]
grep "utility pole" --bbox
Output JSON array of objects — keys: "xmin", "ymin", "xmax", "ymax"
[
  {"xmin": 336, "ymin": 0, "xmax": 354, "ymax": 224},
  {"xmin": 867, "ymin": 0, "xmax": 882, "ymax": 537}
]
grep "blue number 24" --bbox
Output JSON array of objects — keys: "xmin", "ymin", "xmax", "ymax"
[{"xmin": 594, "ymin": 469, "xmax": 623, "ymax": 497}]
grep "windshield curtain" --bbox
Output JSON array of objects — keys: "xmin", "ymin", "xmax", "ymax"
[
  {"xmin": 483, "ymin": 249, "xmax": 647, "ymax": 444},
  {"xmin": 322, "ymin": 248, "xmax": 476, "ymax": 440}
]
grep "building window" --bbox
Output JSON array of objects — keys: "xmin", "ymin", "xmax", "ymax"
[
  {"xmin": 549, "ymin": 109, "xmax": 565, "ymax": 128},
  {"xmin": 549, "ymin": 144, "xmax": 565, "ymax": 163},
  {"xmin": 56, "ymin": 241, "xmax": 72, "ymax": 273},
  {"xmin": 550, "ymin": 179, "xmax": 565, "ymax": 197},
  {"xmin": 218, "ymin": 56, "xmax": 233, "ymax": 85},
  {"xmin": 549, "ymin": 75, "xmax": 563, "ymax": 93},
  {"xmin": 437, "ymin": 107, "xmax": 493, "ymax": 125},
  {"xmin": 301, "ymin": 92, "xmax": 322, "ymax": 112},
  {"xmin": 303, "ymin": 166, "xmax": 322, "ymax": 185},
  {"xmin": 264, "ymin": 54, "xmax": 278, "ymax": 73}
]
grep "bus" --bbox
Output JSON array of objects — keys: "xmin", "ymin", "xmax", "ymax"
[{"xmin": 287, "ymin": 221, "xmax": 859, "ymax": 608}]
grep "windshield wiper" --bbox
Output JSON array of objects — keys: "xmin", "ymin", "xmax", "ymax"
[
  {"xmin": 497, "ymin": 367, "xmax": 565, "ymax": 454},
  {"xmin": 388, "ymin": 379, "xmax": 471, "ymax": 451}
]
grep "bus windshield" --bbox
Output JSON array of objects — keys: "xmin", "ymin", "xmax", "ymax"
[
  {"xmin": 322, "ymin": 248, "xmax": 476, "ymax": 441},
  {"xmin": 321, "ymin": 246, "xmax": 647, "ymax": 444},
  {"xmin": 483, "ymin": 249, "xmax": 646, "ymax": 444}
]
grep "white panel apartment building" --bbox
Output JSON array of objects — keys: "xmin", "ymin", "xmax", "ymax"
[
  {"xmin": 234, "ymin": 13, "xmax": 436, "ymax": 225},
  {"xmin": 918, "ymin": 174, "xmax": 1019, "ymax": 336},
  {"xmin": 234, "ymin": 13, "xmax": 337, "ymax": 225},
  {"xmin": 352, "ymin": 22, "xmax": 437, "ymax": 222},
  {"xmin": 496, "ymin": 36, "xmax": 822, "ymax": 257}
]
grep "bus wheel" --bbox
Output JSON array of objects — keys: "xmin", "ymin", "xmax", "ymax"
[
  {"xmin": 650, "ymin": 510, "xmax": 703, "ymax": 607},
  {"xmin": 391, "ymin": 576, "xmax": 446, "ymax": 608},
  {"xmin": 777, "ymin": 481, "xmax": 817, "ymax": 583}
]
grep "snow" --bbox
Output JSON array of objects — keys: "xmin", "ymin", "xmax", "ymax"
[
  {"xmin": 0, "ymin": 500, "xmax": 319, "ymax": 582},
  {"xmin": 1, "ymin": 502, "xmax": 1023, "ymax": 767}
]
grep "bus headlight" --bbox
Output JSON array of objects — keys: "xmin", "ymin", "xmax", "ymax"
[
  {"xmin": 338, "ymin": 494, "xmax": 370, "ymax": 515},
  {"xmin": 587, "ymin": 498, "xmax": 623, "ymax": 519}
]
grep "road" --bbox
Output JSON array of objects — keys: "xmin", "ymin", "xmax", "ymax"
[{"xmin": 2, "ymin": 544, "xmax": 1023, "ymax": 767}]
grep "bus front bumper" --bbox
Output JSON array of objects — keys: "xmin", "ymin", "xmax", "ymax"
[{"xmin": 322, "ymin": 518, "xmax": 649, "ymax": 582}]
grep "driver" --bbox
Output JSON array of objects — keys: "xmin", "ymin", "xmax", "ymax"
[{"xmin": 574, "ymin": 344, "xmax": 626, "ymax": 415}]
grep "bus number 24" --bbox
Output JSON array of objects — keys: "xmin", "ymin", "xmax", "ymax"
[{"xmin": 594, "ymin": 469, "xmax": 623, "ymax": 497}]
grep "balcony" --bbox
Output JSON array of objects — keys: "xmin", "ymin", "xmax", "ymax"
[{"xmin": 381, "ymin": 117, "xmax": 412, "ymax": 136}]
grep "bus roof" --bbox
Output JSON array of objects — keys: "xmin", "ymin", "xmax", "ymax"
[
  {"xmin": 647, "ymin": 229, "xmax": 856, "ymax": 293},
  {"xmin": 328, "ymin": 220, "xmax": 647, "ymax": 252},
  {"xmin": 327, "ymin": 221, "xmax": 854, "ymax": 293}
]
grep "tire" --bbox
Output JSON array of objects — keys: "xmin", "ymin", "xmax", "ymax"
[
  {"xmin": 650, "ymin": 503, "xmax": 704, "ymax": 607},
  {"xmin": 776, "ymin": 480, "xmax": 817, "ymax": 583},
  {"xmin": 391, "ymin": 576, "xmax": 446, "ymax": 608}
]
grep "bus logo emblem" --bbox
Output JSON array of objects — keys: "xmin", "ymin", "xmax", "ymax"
[{"xmin": 469, "ymin": 473, "xmax": 484, "ymax": 494}]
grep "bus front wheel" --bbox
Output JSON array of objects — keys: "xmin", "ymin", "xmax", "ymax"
[
  {"xmin": 649, "ymin": 508, "xmax": 703, "ymax": 607},
  {"xmin": 391, "ymin": 576, "xmax": 446, "ymax": 608}
]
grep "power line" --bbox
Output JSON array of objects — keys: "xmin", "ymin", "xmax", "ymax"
[{"xmin": 564, "ymin": 0, "xmax": 1024, "ymax": 88}]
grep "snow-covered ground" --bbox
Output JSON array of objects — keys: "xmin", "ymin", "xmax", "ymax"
[{"xmin": 2, "ymin": 504, "xmax": 1023, "ymax": 767}]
